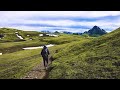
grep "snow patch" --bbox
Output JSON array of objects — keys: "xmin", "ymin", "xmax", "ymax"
[
  {"xmin": 39, "ymin": 34, "xmax": 43, "ymax": 36},
  {"xmin": 46, "ymin": 34, "xmax": 58, "ymax": 37},
  {"xmin": 46, "ymin": 44, "xmax": 55, "ymax": 47},
  {"xmin": 23, "ymin": 44, "xmax": 55, "ymax": 50},
  {"xmin": 16, "ymin": 34, "xmax": 24, "ymax": 39},
  {"xmin": 39, "ymin": 34, "xmax": 58, "ymax": 37}
]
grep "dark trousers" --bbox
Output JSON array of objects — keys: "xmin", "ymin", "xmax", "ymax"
[{"xmin": 42, "ymin": 56, "xmax": 48, "ymax": 67}]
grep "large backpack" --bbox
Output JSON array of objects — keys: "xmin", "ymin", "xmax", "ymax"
[{"xmin": 41, "ymin": 48, "xmax": 48, "ymax": 57}]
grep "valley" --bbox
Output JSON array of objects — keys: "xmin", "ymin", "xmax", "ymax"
[{"xmin": 0, "ymin": 26, "xmax": 120, "ymax": 79}]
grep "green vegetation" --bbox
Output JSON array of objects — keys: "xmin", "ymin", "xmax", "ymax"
[
  {"xmin": 41, "ymin": 34, "xmax": 86, "ymax": 44},
  {"xmin": 48, "ymin": 27, "xmax": 120, "ymax": 79},
  {"xmin": 0, "ymin": 28, "xmax": 85, "ymax": 54},
  {"xmin": 0, "ymin": 49, "xmax": 42, "ymax": 79},
  {"xmin": 0, "ymin": 27, "xmax": 89, "ymax": 79},
  {"xmin": 0, "ymin": 40, "xmax": 48, "ymax": 54},
  {"xmin": 0, "ymin": 28, "xmax": 43, "ymax": 42},
  {"xmin": 1, "ymin": 27, "xmax": 120, "ymax": 79},
  {"xmin": 0, "ymin": 28, "xmax": 47, "ymax": 53}
]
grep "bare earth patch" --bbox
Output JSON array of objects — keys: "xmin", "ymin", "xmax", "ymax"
[{"xmin": 22, "ymin": 60, "xmax": 52, "ymax": 79}]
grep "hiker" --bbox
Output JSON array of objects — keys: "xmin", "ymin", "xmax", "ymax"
[{"xmin": 41, "ymin": 45, "xmax": 50, "ymax": 69}]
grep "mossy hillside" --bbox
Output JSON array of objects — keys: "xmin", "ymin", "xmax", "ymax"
[{"xmin": 48, "ymin": 28, "xmax": 120, "ymax": 79}]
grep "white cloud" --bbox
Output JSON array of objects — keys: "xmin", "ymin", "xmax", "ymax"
[
  {"xmin": 0, "ymin": 11, "xmax": 120, "ymax": 33},
  {"xmin": 1, "ymin": 18, "xmax": 120, "ymax": 32},
  {"xmin": 1, "ymin": 11, "xmax": 120, "ymax": 18}
]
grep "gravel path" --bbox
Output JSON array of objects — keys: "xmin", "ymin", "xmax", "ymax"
[{"xmin": 22, "ymin": 59, "xmax": 52, "ymax": 79}]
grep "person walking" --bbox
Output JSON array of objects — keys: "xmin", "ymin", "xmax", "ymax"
[{"xmin": 41, "ymin": 45, "xmax": 50, "ymax": 70}]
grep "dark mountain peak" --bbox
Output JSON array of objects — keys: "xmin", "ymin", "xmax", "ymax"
[
  {"xmin": 92, "ymin": 25, "xmax": 101, "ymax": 30},
  {"xmin": 83, "ymin": 26, "xmax": 107, "ymax": 36},
  {"xmin": 93, "ymin": 25, "xmax": 98, "ymax": 28}
]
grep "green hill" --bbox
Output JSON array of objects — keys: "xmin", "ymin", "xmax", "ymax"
[
  {"xmin": 0, "ymin": 27, "xmax": 43, "ymax": 42},
  {"xmin": 0, "ymin": 28, "xmax": 47, "ymax": 53},
  {"xmin": 0, "ymin": 31, "xmax": 90, "ymax": 79},
  {"xmin": 1, "ymin": 27, "xmax": 120, "ymax": 79},
  {"xmin": 0, "ymin": 28, "xmax": 86, "ymax": 54},
  {"xmin": 48, "ymin": 27, "xmax": 120, "ymax": 79}
]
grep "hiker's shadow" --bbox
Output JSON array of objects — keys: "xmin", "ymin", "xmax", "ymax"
[
  {"xmin": 47, "ymin": 66, "xmax": 54, "ymax": 71},
  {"xmin": 43, "ymin": 66, "xmax": 54, "ymax": 79},
  {"xmin": 49, "ymin": 55, "xmax": 55, "ymax": 63}
]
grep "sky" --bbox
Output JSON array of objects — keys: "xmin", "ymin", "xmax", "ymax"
[{"xmin": 0, "ymin": 11, "xmax": 120, "ymax": 33}]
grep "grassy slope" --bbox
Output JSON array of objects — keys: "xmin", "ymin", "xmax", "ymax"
[
  {"xmin": 0, "ymin": 28, "xmax": 47, "ymax": 53},
  {"xmin": 0, "ymin": 28, "xmax": 48, "ymax": 78},
  {"xmin": 3, "ymin": 27, "xmax": 120, "ymax": 79},
  {"xmin": 48, "ymin": 28, "xmax": 120, "ymax": 79},
  {"xmin": 41, "ymin": 34, "xmax": 86, "ymax": 44},
  {"xmin": 0, "ymin": 31, "xmax": 88, "ymax": 79},
  {"xmin": 0, "ymin": 49, "xmax": 42, "ymax": 79},
  {"xmin": 0, "ymin": 30, "xmax": 85, "ymax": 54},
  {"xmin": 0, "ymin": 40, "xmax": 48, "ymax": 54},
  {"xmin": 0, "ymin": 28, "xmax": 42, "ymax": 42}
]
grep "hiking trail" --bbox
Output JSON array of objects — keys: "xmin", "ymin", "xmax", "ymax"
[{"xmin": 22, "ymin": 60, "xmax": 52, "ymax": 79}]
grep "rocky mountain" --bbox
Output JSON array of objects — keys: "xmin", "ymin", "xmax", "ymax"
[{"xmin": 83, "ymin": 26, "xmax": 107, "ymax": 36}]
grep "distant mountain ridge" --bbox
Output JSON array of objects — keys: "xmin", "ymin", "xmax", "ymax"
[
  {"xmin": 0, "ymin": 26, "xmax": 107, "ymax": 37},
  {"xmin": 83, "ymin": 25, "xmax": 107, "ymax": 36},
  {"xmin": 61, "ymin": 26, "xmax": 107, "ymax": 37}
]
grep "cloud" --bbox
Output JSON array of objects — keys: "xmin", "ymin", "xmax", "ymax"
[
  {"xmin": 0, "ymin": 11, "xmax": 120, "ymax": 33},
  {"xmin": 2, "ymin": 11, "xmax": 120, "ymax": 18}
]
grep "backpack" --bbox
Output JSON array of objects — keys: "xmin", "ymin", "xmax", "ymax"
[{"xmin": 41, "ymin": 48, "xmax": 49, "ymax": 56}]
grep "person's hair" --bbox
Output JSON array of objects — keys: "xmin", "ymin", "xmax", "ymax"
[{"xmin": 43, "ymin": 45, "xmax": 47, "ymax": 49}]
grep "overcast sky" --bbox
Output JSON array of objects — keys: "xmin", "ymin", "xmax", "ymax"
[{"xmin": 0, "ymin": 11, "xmax": 120, "ymax": 33}]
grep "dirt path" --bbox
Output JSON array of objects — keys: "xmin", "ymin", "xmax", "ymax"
[{"xmin": 22, "ymin": 60, "xmax": 52, "ymax": 79}]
